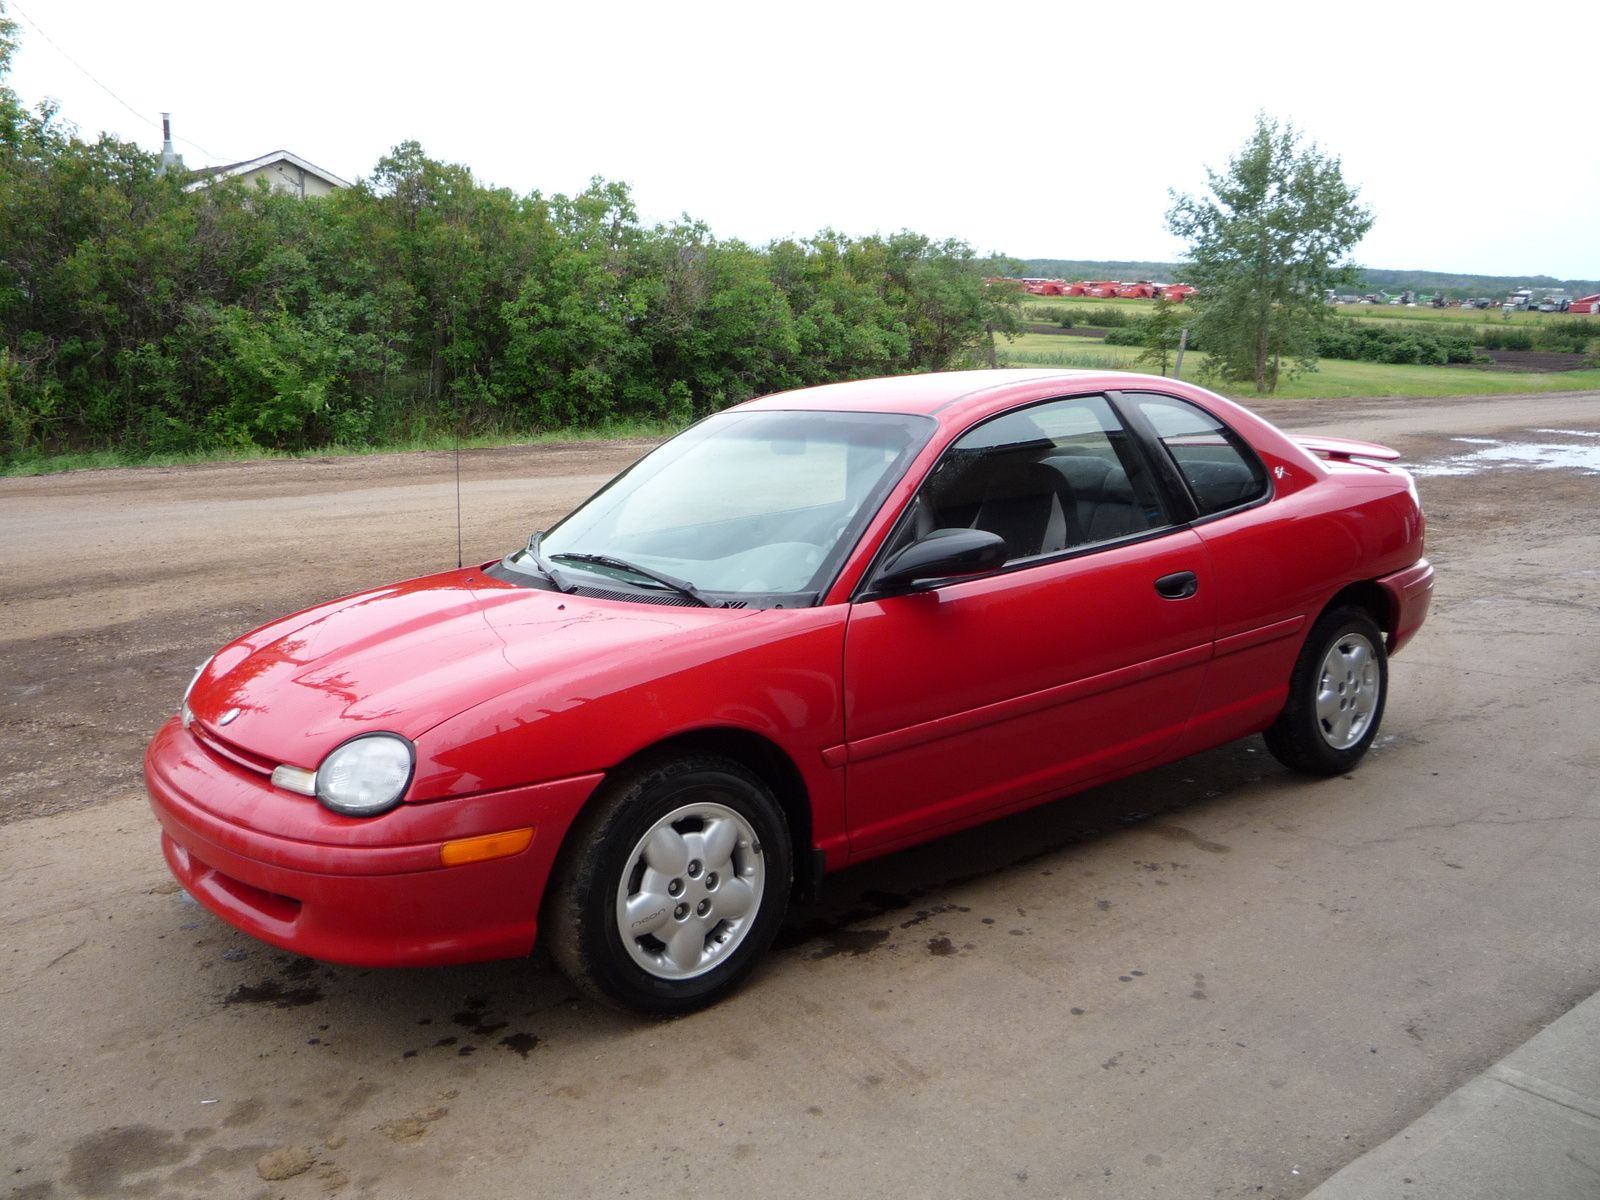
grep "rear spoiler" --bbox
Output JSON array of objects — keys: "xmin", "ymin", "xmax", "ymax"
[{"xmin": 1292, "ymin": 435, "xmax": 1401, "ymax": 462}]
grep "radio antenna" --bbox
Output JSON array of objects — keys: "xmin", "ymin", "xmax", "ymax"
[{"xmin": 454, "ymin": 409, "xmax": 464, "ymax": 570}]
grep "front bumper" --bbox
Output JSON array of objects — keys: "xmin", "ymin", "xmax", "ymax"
[{"xmin": 144, "ymin": 718, "xmax": 602, "ymax": 967}]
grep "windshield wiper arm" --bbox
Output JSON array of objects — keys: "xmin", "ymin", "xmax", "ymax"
[
  {"xmin": 548, "ymin": 552, "xmax": 722, "ymax": 608},
  {"xmin": 523, "ymin": 531, "xmax": 575, "ymax": 594}
]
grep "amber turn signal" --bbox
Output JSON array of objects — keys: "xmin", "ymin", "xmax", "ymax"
[{"xmin": 439, "ymin": 827, "xmax": 534, "ymax": 867}]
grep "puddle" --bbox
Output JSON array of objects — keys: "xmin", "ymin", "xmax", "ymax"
[{"xmin": 1414, "ymin": 433, "xmax": 1600, "ymax": 477}]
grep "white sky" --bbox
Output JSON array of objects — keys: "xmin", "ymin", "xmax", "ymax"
[{"xmin": 6, "ymin": 0, "xmax": 1598, "ymax": 280}]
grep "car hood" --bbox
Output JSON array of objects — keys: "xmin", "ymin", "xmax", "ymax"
[{"xmin": 185, "ymin": 568, "xmax": 757, "ymax": 768}]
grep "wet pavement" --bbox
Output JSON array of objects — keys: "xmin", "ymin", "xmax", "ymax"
[{"xmin": 1412, "ymin": 428, "xmax": 1600, "ymax": 476}]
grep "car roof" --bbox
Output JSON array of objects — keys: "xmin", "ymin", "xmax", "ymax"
[
  {"xmin": 736, "ymin": 369, "xmax": 1116, "ymax": 417},
  {"xmin": 733, "ymin": 369, "xmax": 1316, "ymax": 481}
]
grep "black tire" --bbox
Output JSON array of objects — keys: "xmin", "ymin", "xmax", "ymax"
[
  {"xmin": 544, "ymin": 754, "xmax": 792, "ymax": 1015},
  {"xmin": 1263, "ymin": 605, "xmax": 1388, "ymax": 776}
]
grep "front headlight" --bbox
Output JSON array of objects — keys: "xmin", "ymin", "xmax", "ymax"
[{"xmin": 315, "ymin": 733, "xmax": 415, "ymax": 816}]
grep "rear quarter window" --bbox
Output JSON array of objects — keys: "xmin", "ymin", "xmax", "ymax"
[{"xmin": 1130, "ymin": 393, "xmax": 1269, "ymax": 516}]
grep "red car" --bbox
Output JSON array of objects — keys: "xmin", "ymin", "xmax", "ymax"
[{"xmin": 146, "ymin": 370, "xmax": 1432, "ymax": 1013}]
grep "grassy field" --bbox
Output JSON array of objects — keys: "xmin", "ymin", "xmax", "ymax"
[
  {"xmin": 1329, "ymin": 302, "xmax": 1600, "ymax": 342},
  {"xmin": 1024, "ymin": 292, "xmax": 1597, "ymax": 331},
  {"xmin": 993, "ymin": 329, "xmax": 1600, "ymax": 399},
  {"xmin": 1330, "ymin": 302, "xmax": 1583, "ymax": 326}
]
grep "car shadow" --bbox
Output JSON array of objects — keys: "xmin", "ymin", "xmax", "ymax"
[{"xmin": 777, "ymin": 736, "xmax": 1275, "ymax": 951}]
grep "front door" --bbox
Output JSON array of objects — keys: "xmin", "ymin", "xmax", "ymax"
[{"xmin": 840, "ymin": 393, "xmax": 1215, "ymax": 855}]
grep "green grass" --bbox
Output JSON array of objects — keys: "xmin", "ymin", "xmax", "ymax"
[
  {"xmin": 1266, "ymin": 360, "xmax": 1600, "ymax": 399},
  {"xmin": 996, "ymin": 331, "xmax": 1146, "ymax": 368},
  {"xmin": 1, "ymin": 416, "xmax": 688, "ymax": 478},
  {"xmin": 994, "ymin": 330, "xmax": 1600, "ymax": 399},
  {"xmin": 1331, "ymin": 302, "xmax": 1564, "ymax": 326}
]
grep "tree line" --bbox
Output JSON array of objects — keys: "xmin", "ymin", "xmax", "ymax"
[{"xmin": 0, "ymin": 20, "xmax": 1018, "ymax": 463}]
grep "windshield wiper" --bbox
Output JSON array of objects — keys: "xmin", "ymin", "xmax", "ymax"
[
  {"xmin": 549, "ymin": 552, "xmax": 723, "ymax": 608},
  {"xmin": 523, "ymin": 531, "xmax": 575, "ymax": 594}
]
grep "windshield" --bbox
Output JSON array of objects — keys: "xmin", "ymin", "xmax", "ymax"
[{"xmin": 504, "ymin": 409, "xmax": 934, "ymax": 605}]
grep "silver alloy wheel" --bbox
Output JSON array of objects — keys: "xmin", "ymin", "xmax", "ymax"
[
  {"xmin": 1315, "ymin": 632, "xmax": 1380, "ymax": 749},
  {"xmin": 614, "ymin": 801, "xmax": 766, "ymax": 980}
]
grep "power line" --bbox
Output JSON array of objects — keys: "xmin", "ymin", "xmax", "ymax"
[{"xmin": 6, "ymin": 0, "xmax": 232, "ymax": 162}]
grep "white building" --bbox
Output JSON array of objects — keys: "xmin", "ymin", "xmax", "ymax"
[{"xmin": 187, "ymin": 150, "xmax": 351, "ymax": 198}]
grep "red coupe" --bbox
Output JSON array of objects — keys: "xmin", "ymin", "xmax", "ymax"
[{"xmin": 146, "ymin": 370, "xmax": 1432, "ymax": 1013}]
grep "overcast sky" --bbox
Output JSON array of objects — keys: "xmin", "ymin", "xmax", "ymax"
[{"xmin": 6, "ymin": 0, "xmax": 1597, "ymax": 280}]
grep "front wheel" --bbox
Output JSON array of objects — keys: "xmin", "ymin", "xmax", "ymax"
[
  {"xmin": 545, "ymin": 754, "xmax": 792, "ymax": 1015},
  {"xmin": 1263, "ymin": 606, "xmax": 1388, "ymax": 776}
]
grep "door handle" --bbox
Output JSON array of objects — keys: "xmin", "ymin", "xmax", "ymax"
[{"xmin": 1154, "ymin": 570, "xmax": 1198, "ymax": 600}]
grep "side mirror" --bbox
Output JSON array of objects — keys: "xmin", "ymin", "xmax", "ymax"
[{"xmin": 874, "ymin": 528, "xmax": 1009, "ymax": 592}]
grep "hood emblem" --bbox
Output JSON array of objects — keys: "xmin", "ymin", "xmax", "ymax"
[{"xmin": 218, "ymin": 707, "xmax": 242, "ymax": 726}]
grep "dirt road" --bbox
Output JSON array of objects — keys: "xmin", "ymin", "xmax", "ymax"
[{"xmin": 3, "ymin": 390, "xmax": 1598, "ymax": 1198}]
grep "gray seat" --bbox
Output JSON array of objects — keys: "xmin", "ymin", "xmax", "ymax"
[
  {"xmin": 1049, "ymin": 455, "xmax": 1150, "ymax": 543},
  {"xmin": 968, "ymin": 461, "xmax": 1079, "ymax": 559}
]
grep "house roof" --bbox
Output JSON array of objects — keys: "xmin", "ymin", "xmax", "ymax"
[{"xmin": 186, "ymin": 150, "xmax": 352, "ymax": 191}]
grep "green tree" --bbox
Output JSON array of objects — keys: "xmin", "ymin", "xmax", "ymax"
[
  {"xmin": 1166, "ymin": 114, "xmax": 1373, "ymax": 392},
  {"xmin": 1133, "ymin": 297, "xmax": 1187, "ymax": 376}
]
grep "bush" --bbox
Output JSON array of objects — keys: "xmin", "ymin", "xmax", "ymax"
[
  {"xmin": 1022, "ymin": 304, "xmax": 1072, "ymax": 328},
  {"xmin": 1534, "ymin": 319, "xmax": 1600, "ymax": 353},
  {"xmin": 1071, "ymin": 306, "xmax": 1134, "ymax": 328},
  {"xmin": 1479, "ymin": 326, "xmax": 1534, "ymax": 351},
  {"xmin": 1310, "ymin": 320, "xmax": 1474, "ymax": 365}
]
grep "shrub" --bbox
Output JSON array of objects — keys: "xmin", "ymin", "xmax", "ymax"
[
  {"xmin": 1022, "ymin": 304, "xmax": 1073, "ymax": 328},
  {"xmin": 1479, "ymin": 326, "xmax": 1534, "ymax": 352},
  {"xmin": 1309, "ymin": 320, "xmax": 1474, "ymax": 365},
  {"xmin": 1534, "ymin": 320, "xmax": 1600, "ymax": 353},
  {"xmin": 1072, "ymin": 306, "xmax": 1134, "ymax": 328}
]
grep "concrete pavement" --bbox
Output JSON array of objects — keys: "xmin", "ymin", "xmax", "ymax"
[{"xmin": 1305, "ymin": 991, "xmax": 1600, "ymax": 1198}]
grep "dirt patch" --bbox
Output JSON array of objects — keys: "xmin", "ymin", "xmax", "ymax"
[{"xmin": 0, "ymin": 439, "xmax": 649, "ymax": 825}]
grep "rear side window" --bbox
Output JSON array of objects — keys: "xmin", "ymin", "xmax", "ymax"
[{"xmin": 1131, "ymin": 393, "xmax": 1268, "ymax": 516}]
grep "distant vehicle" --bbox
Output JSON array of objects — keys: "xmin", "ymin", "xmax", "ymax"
[
  {"xmin": 1158, "ymin": 284, "xmax": 1197, "ymax": 303},
  {"xmin": 1569, "ymin": 295, "xmax": 1600, "ymax": 315}
]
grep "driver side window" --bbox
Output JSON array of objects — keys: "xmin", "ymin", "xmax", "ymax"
[{"xmin": 901, "ymin": 395, "xmax": 1168, "ymax": 564}]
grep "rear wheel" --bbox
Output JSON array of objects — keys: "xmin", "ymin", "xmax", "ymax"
[
  {"xmin": 1264, "ymin": 606, "xmax": 1387, "ymax": 776},
  {"xmin": 545, "ymin": 754, "xmax": 792, "ymax": 1015}
]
